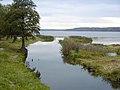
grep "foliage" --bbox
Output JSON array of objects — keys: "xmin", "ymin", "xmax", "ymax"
[
  {"xmin": 0, "ymin": 4, "xmax": 9, "ymax": 39},
  {"xmin": 1, "ymin": 0, "xmax": 40, "ymax": 49},
  {"xmin": 117, "ymin": 48, "xmax": 120, "ymax": 55}
]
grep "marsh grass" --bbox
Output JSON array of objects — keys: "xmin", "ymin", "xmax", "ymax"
[
  {"xmin": 37, "ymin": 35, "xmax": 54, "ymax": 41},
  {"xmin": 60, "ymin": 36, "xmax": 120, "ymax": 82}
]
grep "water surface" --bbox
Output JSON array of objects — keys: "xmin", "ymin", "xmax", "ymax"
[
  {"xmin": 26, "ymin": 38, "xmax": 120, "ymax": 90},
  {"xmin": 41, "ymin": 30, "xmax": 120, "ymax": 45}
]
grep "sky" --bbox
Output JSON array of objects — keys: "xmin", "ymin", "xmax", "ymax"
[{"xmin": 1, "ymin": 0, "xmax": 120, "ymax": 29}]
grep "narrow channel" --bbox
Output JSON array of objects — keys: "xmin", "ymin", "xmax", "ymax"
[{"xmin": 25, "ymin": 38, "xmax": 118, "ymax": 90}]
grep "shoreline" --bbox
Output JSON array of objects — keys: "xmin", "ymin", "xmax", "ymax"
[
  {"xmin": 60, "ymin": 36, "xmax": 120, "ymax": 84},
  {"xmin": 0, "ymin": 36, "xmax": 53, "ymax": 90}
]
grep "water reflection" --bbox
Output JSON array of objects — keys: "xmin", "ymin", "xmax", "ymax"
[
  {"xmin": 25, "ymin": 38, "xmax": 120, "ymax": 90},
  {"xmin": 62, "ymin": 56, "xmax": 120, "ymax": 89}
]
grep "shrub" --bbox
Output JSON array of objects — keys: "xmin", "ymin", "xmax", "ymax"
[{"xmin": 117, "ymin": 48, "xmax": 120, "ymax": 55}]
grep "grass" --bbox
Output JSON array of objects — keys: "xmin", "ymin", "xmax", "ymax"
[
  {"xmin": 60, "ymin": 36, "xmax": 120, "ymax": 83},
  {"xmin": 37, "ymin": 35, "xmax": 54, "ymax": 42},
  {"xmin": 69, "ymin": 36, "xmax": 92, "ymax": 43},
  {"xmin": 60, "ymin": 36, "xmax": 92, "ymax": 56},
  {"xmin": 0, "ymin": 36, "xmax": 51, "ymax": 90}
]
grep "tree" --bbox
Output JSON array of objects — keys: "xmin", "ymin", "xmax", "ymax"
[
  {"xmin": 6, "ymin": 0, "xmax": 40, "ymax": 50},
  {"xmin": 0, "ymin": 4, "xmax": 4, "ymax": 39},
  {"xmin": 0, "ymin": 4, "xmax": 10, "ymax": 39}
]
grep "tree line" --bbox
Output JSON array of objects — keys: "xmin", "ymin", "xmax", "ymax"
[{"xmin": 0, "ymin": 0, "xmax": 40, "ymax": 50}]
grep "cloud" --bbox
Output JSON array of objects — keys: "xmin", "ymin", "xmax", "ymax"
[
  {"xmin": 37, "ymin": 0, "xmax": 120, "ymax": 29},
  {"xmin": 101, "ymin": 17, "xmax": 120, "ymax": 23},
  {"xmin": 40, "ymin": 16, "xmax": 120, "ymax": 29},
  {"xmin": 41, "ymin": 22, "xmax": 120, "ymax": 29},
  {"xmin": 1, "ymin": 0, "xmax": 120, "ymax": 29},
  {"xmin": 38, "ymin": 2, "xmax": 120, "ymax": 17}
]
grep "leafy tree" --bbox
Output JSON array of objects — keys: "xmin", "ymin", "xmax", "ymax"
[
  {"xmin": 6, "ymin": 0, "xmax": 40, "ymax": 50},
  {"xmin": 0, "ymin": 4, "xmax": 9, "ymax": 39},
  {"xmin": 0, "ymin": 4, "xmax": 4, "ymax": 39}
]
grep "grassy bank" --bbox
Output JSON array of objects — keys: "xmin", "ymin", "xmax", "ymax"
[
  {"xmin": 37, "ymin": 35, "xmax": 54, "ymax": 42},
  {"xmin": 0, "ymin": 36, "xmax": 53, "ymax": 90},
  {"xmin": 60, "ymin": 36, "xmax": 120, "ymax": 83}
]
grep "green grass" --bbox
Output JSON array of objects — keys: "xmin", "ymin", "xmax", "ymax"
[
  {"xmin": 60, "ymin": 36, "xmax": 120, "ymax": 83},
  {"xmin": 0, "ymin": 37, "xmax": 50, "ymax": 90},
  {"xmin": 36, "ymin": 35, "xmax": 54, "ymax": 42},
  {"xmin": 69, "ymin": 36, "xmax": 92, "ymax": 43}
]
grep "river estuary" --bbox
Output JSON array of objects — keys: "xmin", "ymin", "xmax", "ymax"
[{"xmin": 25, "ymin": 31, "xmax": 120, "ymax": 90}]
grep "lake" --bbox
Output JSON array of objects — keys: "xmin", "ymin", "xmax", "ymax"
[
  {"xmin": 26, "ymin": 31, "xmax": 120, "ymax": 90},
  {"xmin": 41, "ymin": 30, "xmax": 120, "ymax": 45}
]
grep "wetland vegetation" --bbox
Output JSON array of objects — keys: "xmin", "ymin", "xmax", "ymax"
[{"xmin": 60, "ymin": 36, "xmax": 120, "ymax": 84}]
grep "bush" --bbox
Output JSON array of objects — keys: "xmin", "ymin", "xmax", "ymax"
[
  {"xmin": 117, "ymin": 48, "xmax": 120, "ymax": 55},
  {"xmin": 61, "ymin": 41, "xmax": 80, "ymax": 56}
]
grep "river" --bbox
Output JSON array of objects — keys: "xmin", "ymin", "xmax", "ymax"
[{"xmin": 26, "ymin": 31, "xmax": 120, "ymax": 90}]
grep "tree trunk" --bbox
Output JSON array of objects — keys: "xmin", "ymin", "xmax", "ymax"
[
  {"xmin": 12, "ymin": 35, "xmax": 17, "ymax": 43},
  {"xmin": 21, "ymin": 33, "xmax": 26, "ymax": 50},
  {"xmin": 21, "ymin": 14, "xmax": 26, "ymax": 50}
]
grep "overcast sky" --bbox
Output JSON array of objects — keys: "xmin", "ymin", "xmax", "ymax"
[{"xmin": 1, "ymin": 0, "xmax": 120, "ymax": 29}]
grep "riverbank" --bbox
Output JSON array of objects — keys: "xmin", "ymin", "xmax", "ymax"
[
  {"xmin": 60, "ymin": 36, "xmax": 120, "ymax": 83},
  {"xmin": 0, "ymin": 36, "xmax": 53, "ymax": 90}
]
